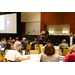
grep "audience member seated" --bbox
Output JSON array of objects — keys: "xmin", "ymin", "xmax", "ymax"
[
  {"xmin": 59, "ymin": 39, "xmax": 68, "ymax": 49},
  {"xmin": 31, "ymin": 38, "xmax": 39, "ymax": 50},
  {"xmin": 40, "ymin": 44, "xmax": 59, "ymax": 62},
  {"xmin": 12, "ymin": 39, "xmax": 15, "ymax": 44},
  {"xmin": 14, "ymin": 37, "xmax": 22, "ymax": 46},
  {"xmin": 1, "ymin": 38, "xmax": 6, "ymax": 48},
  {"xmin": 63, "ymin": 45, "xmax": 75, "ymax": 62},
  {"xmin": 21, "ymin": 37, "xmax": 29, "ymax": 50},
  {"xmin": 7, "ymin": 37, "xmax": 12, "ymax": 43},
  {"xmin": 5, "ymin": 44, "xmax": 30, "ymax": 62},
  {"xmin": 42, "ymin": 39, "xmax": 51, "ymax": 53},
  {"xmin": 0, "ymin": 55, "xmax": 6, "ymax": 62},
  {"xmin": 20, "ymin": 37, "xmax": 25, "ymax": 43},
  {"xmin": 4, "ymin": 42, "xmax": 13, "ymax": 54},
  {"xmin": 59, "ymin": 39, "xmax": 69, "ymax": 54}
]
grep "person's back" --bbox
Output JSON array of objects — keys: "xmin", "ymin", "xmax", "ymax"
[
  {"xmin": 40, "ymin": 53, "xmax": 59, "ymax": 62},
  {"xmin": 5, "ymin": 50, "xmax": 21, "ymax": 61},
  {"xmin": 22, "ymin": 40, "xmax": 29, "ymax": 50},
  {"xmin": 59, "ymin": 43, "xmax": 68, "ymax": 48},
  {"xmin": 40, "ymin": 44, "xmax": 59, "ymax": 62},
  {"xmin": 31, "ymin": 40, "xmax": 39, "ymax": 50},
  {"xmin": 59, "ymin": 39, "xmax": 68, "ymax": 49}
]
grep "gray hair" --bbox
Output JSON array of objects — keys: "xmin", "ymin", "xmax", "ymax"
[
  {"xmin": 14, "ymin": 44, "xmax": 21, "ymax": 50},
  {"xmin": 72, "ymin": 44, "xmax": 75, "ymax": 52}
]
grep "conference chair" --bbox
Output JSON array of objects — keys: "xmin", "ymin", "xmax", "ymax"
[
  {"xmin": 30, "ymin": 50, "xmax": 38, "ymax": 54},
  {"xmin": 30, "ymin": 42, "xmax": 32, "ymax": 45},
  {"xmin": 36, "ymin": 47, "xmax": 40, "ymax": 54},
  {"xmin": 34, "ymin": 44, "xmax": 39, "ymax": 50},
  {"xmin": 62, "ymin": 49, "xmax": 69, "ymax": 56},
  {"xmin": 26, "ymin": 44, "xmax": 31, "ymax": 54},
  {"xmin": 73, "ymin": 34, "xmax": 75, "ymax": 36},
  {"xmin": 70, "ymin": 45, "xmax": 72, "ymax": 48},
  {"xmin": 54, "ymin": 34, "xmax": 58, "ymax": 35},
  {"xmin": 55, "ymin": 51, "xmax": 60, "ymax": 55},
  {"xmin": 0, "ymin": 51, "xmax": 2, "ymax": 55},
  {"xmin": 39, "ymin": 44, "xmax": 43, "ymax": 53}
]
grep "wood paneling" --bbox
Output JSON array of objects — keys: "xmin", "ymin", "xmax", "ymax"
[{"xmin": 41, "ymin": 12, "xmax": 75, "ymax": 33}]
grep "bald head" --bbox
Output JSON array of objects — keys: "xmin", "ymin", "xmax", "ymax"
[
  {"xmin": 34, "ymin": 38, "xmax": 37, "ymax": 41},
  {"xmin": 22, "ymin": 37, "xmax": 26, "ymax": 41}
]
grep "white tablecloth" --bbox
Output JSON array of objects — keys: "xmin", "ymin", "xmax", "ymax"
[
  {"xmin": 21, "ymin": 54, "xmax": 41, "ymax": 62},
  {"xmin": 21, "ymin": 54, "xmax": 65, "ymax": 62},
  {"xmin": 0, "ymin": 48, "xmax": 4, "ymax": 51}
]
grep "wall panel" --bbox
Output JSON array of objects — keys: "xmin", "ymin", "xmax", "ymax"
[{"xmin": 41, "ymin": 12, "xmax": 75, "ymax": 33}]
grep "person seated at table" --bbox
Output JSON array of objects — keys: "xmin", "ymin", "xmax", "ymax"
[
  {"xmin": 63, "ymin": 44, "xmax": 75, "ymax": 62},
  {"xmin": 5, "ymin": 44, "xmax": 30, "ymax": 62},
  {"xmin": 40, "ymin": 44, "xmax": 59, "ymax": 62},
  {"xmin": 7, "ymin": 37, "xmax": 12, "ymax": 43},
  {"xmin": 1, "ymin": 38, "xmax": 6, "ymax": 48},
  {"xmin": 14, "ymin": 37, "xmax": 22, "ymax": 46},
  {"xmin": 0, "ymin": 55, "xmax": 6, "ymax": 62},
  {"xmin": 59, "ymin": 39, "xmax": 68, "ymax": 49},
  {"xmin": 12, "ymin": 39, "xmax": 15, "ymax": 44},
  {"xmin": 42, "ymin": 39, "xmax": 51, "ymax": 53},
  {"xmin": 4, "ymin": 42, "xmax": 13, "ymax": 54},
  {"xmin": 31, "ymin": 38, "xmax": 39, "ymax": 50},
  {"xmin": 21, "ymin": 37, "xmax": 29, "ymax": 50}
]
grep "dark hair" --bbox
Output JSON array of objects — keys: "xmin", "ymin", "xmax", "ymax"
[
  {"xmin": 47, "ymin": 39, "xmax": 51, "ymax": 43},
  {"xmin": 5, "ymin": 42, "xmax": 12, "ymax": 50},
  {"xmin": 44, "ymin": 44, "xmax": 55, "ymax": 56}
]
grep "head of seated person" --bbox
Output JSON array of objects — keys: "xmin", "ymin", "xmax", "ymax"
[
  {"xmin": 44, "ymin": 44, "xmax": 55, "ymax": 56},
  {"xmin": 15, "ymin": 37, "xmax": 19, "ymax": 41},
  {"xmin": 59, "ymin": 39, "xmax": 68, "ymax": 49},
  {"xmin": 47, "ymin": 39, "xmax": 51, "ymax": 45},
  {"xmin": 5, "ymin": 42, "xmax": 13, "ymax": 54}
]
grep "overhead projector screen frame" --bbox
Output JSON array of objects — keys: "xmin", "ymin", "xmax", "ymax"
[{"xmin": 0, "ymin": 12, "xmax": 21, "ymax": 35}]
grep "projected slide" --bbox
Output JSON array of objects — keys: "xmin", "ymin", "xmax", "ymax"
[{"xmin": 0, "ymin": 13, "xmax": 17, "ymax": 33}]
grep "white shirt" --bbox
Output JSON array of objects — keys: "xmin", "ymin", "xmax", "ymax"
[
  {"xmin": 70, "ymin": 36, "xmax": 73, "ymax": 45},
  {"xmin": 5, "ymin": 50, "xmax": 21, "ymax": 61}
]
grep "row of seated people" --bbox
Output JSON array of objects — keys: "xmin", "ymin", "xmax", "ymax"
[
  {"xmin": 0, "ymin": 41, "xmax": 75, "ymax": 62},
  {"xmin": 0, "ymin": 36, "xmax": 75, "ymax": 62}
]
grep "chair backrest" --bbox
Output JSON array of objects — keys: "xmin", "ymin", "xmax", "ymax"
[
  {"xmin": 0, "ymin": 51, "xmax": 2, "ymax": 55},
  {"xmin": 34, "ymin": 44, "xmax": 39, "ymax": 50},
  {"xmin": 36, "ymin": 47, "xmax": 40, "ymax": 54},
  {"xmin": 39, "ymin": 44, "xmax": 43, "ymax": 53},
  {"xmin": 70, "ymin": 45, "xmax": 72, "ymax": 48},
  {"xmin": 55, "ymin": 51, "xmax": 60, "ymax": 55},
  {"xmin": 30, "ymin": 42, "xmax": 32, "ymax": 45},
  {"xmin": 30, "ymin": 50, "xmax": 38, "ymax": 54},
  {"xmin": 63, "ymin": 49, "xmax": 69, "ymax": 56},
  {"xmin": 26, "ymin": 44, "xmax": 31, "ymax": 50}
]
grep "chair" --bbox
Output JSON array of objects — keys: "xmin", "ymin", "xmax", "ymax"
[
  {"xmin": 36, "ymin": 47, "xmax": 40, "ymax": 54},
  {"xmin": 30, "ymin": 50, "xmax": 38, "ymax": 54},
  {"xmin": 55, "ymin": 51, "xmax": 60, "ymax": 55},
  {"xmin": 54, "ymin": 34, "xmax": 58, "ymax": 35},
  {"xmin": 34, "ymin": 44, "xmax": 39, "ymax": 50},
  {"xmin": 70, "ymin": 45, "xmax": 72, "ymax": 48},
  {"xmin": 63, "ymin": 49, "xmax": 69, "ymax": 56},
  {"xmin": 39, "ymin": 44, "xmax": 43, "ymax": 53},
  {"xmin": 30, "ymin": 42, "xmax": 32, "ymax": 45},
  {"xmin": 0, "ymin": 51, "xmax": 2, "ymax": 55},
  {"xmin": 26, "ymin": 44, "xmax": 31, "ymax": 54},
  {"xmin": 3, "ymin": 53, "xmax": 5, "ymax": 57},
  {"xmin": 73, "ymin": 34, "xmax": 75, "ymax": 36}
]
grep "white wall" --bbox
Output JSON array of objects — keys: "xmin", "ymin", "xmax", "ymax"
[
  {"xmin": 21, "ymin": 12, "xmax": 41, "ymax": 34},
  {"xmin": 21, "ymin": 12, "xmax": 41, "ymax": 22},
  {"xmin": 25, "ymin": 22, "xmax": 40, "ymax": 34}
]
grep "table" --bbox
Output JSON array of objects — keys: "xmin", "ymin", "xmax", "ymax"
[
  {"xmin": 21, "ymin": 54, "xmax": 65, "ymax": 62},
  {"xmin": 21, "ymin": 54, "xmax": 41, "ymax": 62},
  {"xmin": 0, "ymin": 48, "xmax": 4, "ymax": 52}
]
